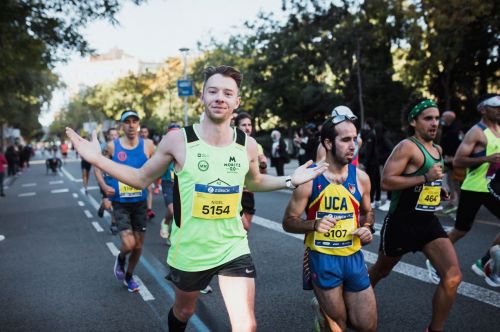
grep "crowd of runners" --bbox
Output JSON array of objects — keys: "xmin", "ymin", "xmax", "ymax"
[{"xmin": 61, "ymin": 65, "xmax": 498, "ymax": 332}]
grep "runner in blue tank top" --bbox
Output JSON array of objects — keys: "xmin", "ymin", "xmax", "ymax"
[{"xmin": 106, "ymin": 110, "xmax": 155, "ymax": 293}]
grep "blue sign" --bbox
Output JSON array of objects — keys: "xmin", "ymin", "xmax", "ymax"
[{"xmin": 177, "ymin": 79, "xmax": 194, "ymax": 97}]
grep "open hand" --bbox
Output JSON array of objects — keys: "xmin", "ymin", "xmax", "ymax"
[
  {"xmin": 291, "ymin": 160, "xmax": 328, "ymax": 187},
  {"xmin": 65, "ymin": 128, "xmax": 102, "ymax": 164}
]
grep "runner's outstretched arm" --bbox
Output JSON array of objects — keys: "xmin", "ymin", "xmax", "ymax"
[
  {"xmin": 244, "ymin": 137, "xmax": 328, "ymax": 192},
  {"xmin": 66, "ymin": 128, "xmax": 178, "ymax": 189}
]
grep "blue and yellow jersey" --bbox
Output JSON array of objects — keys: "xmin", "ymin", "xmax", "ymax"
[{"xmin": 305, "ymin": 164, "xmax": 362, "ymax": 256}]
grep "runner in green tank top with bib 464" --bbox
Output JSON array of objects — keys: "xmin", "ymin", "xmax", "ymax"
[
  {"xmin": 65, "ymin": 65, "xmax": 327, "ymax": 332},
  {"xmin": 368, "ymin": 98, "xmax": 462, "ymax": 332}
]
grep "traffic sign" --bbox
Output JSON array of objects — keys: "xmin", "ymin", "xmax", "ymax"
[{"xmin": 177, "ymin": 79, "xmax": 194, "ymax": 97}]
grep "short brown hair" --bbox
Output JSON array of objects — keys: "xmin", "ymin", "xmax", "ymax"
[
  {"xmin": 234, "ymin": 112, "xmax": 252, "ymax": 127},
  {"xmin": 203, "ymin": 65, "xmax": 242, "ymax": 90}
]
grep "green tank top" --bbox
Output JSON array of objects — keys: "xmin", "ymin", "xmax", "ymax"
[
  {"xmin": 461, "ymin": 124, "xmax": 500, "ymax": 192},
  {"xmin": 389, "ymin": 137, "xmax": 444, "ymax": 216},
  {"xmin": 167, "ymin": 125, "xmax": 250, "ymax": 271}
]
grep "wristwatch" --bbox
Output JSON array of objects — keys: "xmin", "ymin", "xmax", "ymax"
[{"xmin": 285, "ymin": 175, "xmax": 296, "ymax": 189}]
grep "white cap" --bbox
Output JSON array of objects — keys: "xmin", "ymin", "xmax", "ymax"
[
  {"xmin": 331, "ymin": 105, "xmax": 355, "ymax": 117},
  {"xmin": 478, "ymin": 95, "xmax": 500, "ymax": 108}
]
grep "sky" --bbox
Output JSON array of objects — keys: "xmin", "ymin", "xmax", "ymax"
[{"xmin": 40, "ymin": 0, "xmax": 285, "ymax": 126}]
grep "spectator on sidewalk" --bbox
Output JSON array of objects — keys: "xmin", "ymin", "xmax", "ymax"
[
  {"xmin": 360, "ymin": 119, "xmax": 393, "ymax": 209},
  {"xmin": 294, "ymin": 123, "xmax": 317, "ymax": 166},
  {"xmin": 270, "ymin": 129, "xmax": 289, "ymax": 176},
  {"xmin": 5, "ymin": 144, "xmax": 18, "ymax": 176},
  {"xmin": 0, "ymin": 148, "xmax": 7, "ymax": 197},
  {"xmin": 21, "ymin": 143, "xmax": 33, "ymax": 169}
]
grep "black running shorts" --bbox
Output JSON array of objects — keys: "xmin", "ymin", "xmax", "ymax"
[
  {"xmin": 379, "ymin": 213, "xmax": 448, "ymax": 257},
  {"xmin": 112, "ymin": 200, "xmax": 148, "ymax": 233},
  {"xmin": 81, "ymin": 159, "xmax": 91, "ymax": 171},
  {"xmin": 166, "ymin": 254, "xmax": 256, "ymax": 292},
  {"xmin": 454, "ymin": 189, "xmax": 500, "ymax": 232}
]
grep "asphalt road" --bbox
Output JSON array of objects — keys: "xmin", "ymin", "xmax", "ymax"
[{"xmin": 0, "ymin": 151, "xmax": 499, "ymax": 331}]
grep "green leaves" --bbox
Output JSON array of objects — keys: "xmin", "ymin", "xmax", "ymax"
[{"xmin": 0, "ymin": 0, "xmax": 145, "ymax": 139}]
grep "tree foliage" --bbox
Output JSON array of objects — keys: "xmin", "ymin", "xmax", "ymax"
[
  {"xmin": 397, "ymin": 0, "xmax": 499, "ymax": 124},
  {"xmin": 0, "ymin": 0, "xmax": 143, "ymax": 139},
  {"xmin": 50, "ymin": 57, "xmax": 185, "ymax": 137},
  {"xmin": 191, "ymin": 0, "xmax": 497, "ymax": 132}
]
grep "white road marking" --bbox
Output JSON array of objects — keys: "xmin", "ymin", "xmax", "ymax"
[
  {"xmin": 84, "ymin": 210, "xmax": 93, "ymax": 218},
  {"xmin": 51, "ymin": 188, "xmax": 69, "ymax": 193},
  {"xmin": 22, "ymin": 183, "xmax": 36, "ymax": 187},
  {"xmin": 106, "ymin": 242, "xmax": 120, "ymax": 256},
  {"xmin": 86, "ymin": 192, "xmax": 101, "ymax": 210},
  {"xmin": 72, "ymin": 193, "xmax": 78, "ymax": 198},
  {"xmin": 29, "ymin": 160, "xmax": 46, "ymax": 165},
  {"xmin": 134, "ymin": 275, "xmax": 155, "ymax": 301},
  {"xmin": 477, "ymin": 220, "xmax": 500, "ymax": 227},
  {"xmin": 18, "ymin": 192, "xmax": 36, "ymax": 197},
  {"xmin": 79, "ymin": 187, "xmax": 99, "ymax": 195},
  {"xmin": 78, "ymin": 201, "xmax": 84, "ymax": 207},
  {"xmin": 104, "ymin": 243, "xmax": 155, "ymax": 301},
  {"xmin": 49, "ymin": 180, "xmax": 64, "ymax": 185},
  {"xmin": 60, "ymin": 167, "xmax": 82, "ymax": 182},
  {"xmin": 92, "ymin": 222, "xmax": 104, "ymax": 232},
  {"xmin": 252, "ymin": 215, "xmax": 500, "ymax": 309}
]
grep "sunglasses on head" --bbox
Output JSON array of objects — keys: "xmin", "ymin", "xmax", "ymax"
[{"xmin": 331, "ymin": 110, "xmax": 358, "ymax": 125}]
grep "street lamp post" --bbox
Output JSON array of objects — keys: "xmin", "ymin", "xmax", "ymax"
[{"xmin": 179, "ymin": 47, "xmax": 190, "ymax": 127}]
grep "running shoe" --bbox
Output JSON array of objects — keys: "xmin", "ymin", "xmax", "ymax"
[
  {"xmin": 110, "ymin": 224, "xmax": 119, "ymax": 236},
  {"xmin": 484, "ymin": 246, "xmax": 500, "ymax": 287},
  {"xmin": 426, "ymin": 259, "xmax": 440, "ymax": 284},
  {"xmin": 200, "ymin": 285, "xmax": 213, "ymax": 294},
  {"xmin": 97, "ymin": 203, "xmax": 105, "ymax": 218},
  {"xmin": 160, "ymin": 220, "xmax": 170, "ymax": 239},
  {"xmin": 124, "ymin": 276, "xmax": 140, "ymax": 293},
  {"xmin": 114, "ymin": 254, "xmax": 125, "ymax": 281},
  {"xmin": 370, "ymin": 201, "xmax": 381, "ymax": 209},
  {"xmin": 378, "ymin": 200, "xmax": 391, "ymax": 212},
  {"xmin": 147, "ymin": 209, "xmax": 156, "ymax": 219},
  {"xmin": 471, "ymin": 259, "xmax": 485, "ymax": 277},
  {"xmin": 311, "ymin": 297, "xmax": 326, "ymax": 332}
]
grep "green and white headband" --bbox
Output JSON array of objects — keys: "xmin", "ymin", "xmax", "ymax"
[{"xmin": 407, "ymin": 99, "xmax": 437, "ymax": 122}]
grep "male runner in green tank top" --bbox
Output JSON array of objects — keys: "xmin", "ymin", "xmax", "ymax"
[
  {"xmin": 65, "ymin": 65, "xmax": 327, "ymax": 332},
  {"xmin": 447, "ymin": 93, "xmax": 500, "ymax": 279},
  {"xmin": 368, "ymin": 98, "xmax": 462, "ymax": 332}
]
